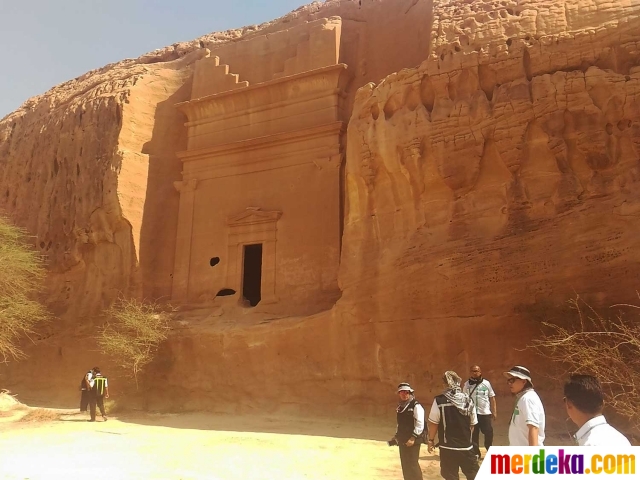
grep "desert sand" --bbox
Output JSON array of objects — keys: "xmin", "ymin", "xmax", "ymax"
[
  {"xmin": 0, "ymin": 414, "xmax": 438, "ymax": 480},
  {"xmin": 0, "ymin": 408, "xmax": 435, "ymax": 480},
  {"xmin": 0, "ymin": 391, "xmax": 574, "ymax": 480},
  {"xmin": 4, "ymin": 0, "xmax": 640, "ymax": 414}
]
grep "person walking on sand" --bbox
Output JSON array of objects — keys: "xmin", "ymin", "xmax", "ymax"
[
  {"xmin": 504, "ymin": 366, "xmax": 545, "ymax": 446},
  {"xmin": 427, "ymin": 371, "xmax": 479, "ymax": 480},
  {"xmin": 88, "ymin": 366, "xmax": 109, "ymax": 422},
  {"xmin": 463, "ymin": 365, "xmax": 496, "ymax": 459},
  {"xmin": 79, "ymin": 368, "xmax": 93, "ymax": 414},
  {"xmin": 564, "ymin": 374, "xmax": 630, "ymax": 446},
  {"xmin": 389, "ymin": 382, "xmax": 425, "ymax": 480}
]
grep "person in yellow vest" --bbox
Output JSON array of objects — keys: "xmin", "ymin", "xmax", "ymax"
[{"xmin": 88, "ymin": 366, "xmax": 109, "ymax": 422}]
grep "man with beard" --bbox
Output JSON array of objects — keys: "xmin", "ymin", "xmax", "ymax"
[
  {"xmin": 504, "ymin": 365, "xmax": 545, "ymax": 446},
  {"xmin": 463, "ymin": 365, "xmax": 496, "ymax": 459},
  {"xmin": 389, "ymin": 382, "xmax": 425, "ymax": 480},
  {"xmin": 427, "ymin": 371, "xmax": 479, "ymax": 480}
]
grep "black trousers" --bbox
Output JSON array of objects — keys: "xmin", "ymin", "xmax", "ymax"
[
  {"xmin": 439, "ymin": 448, "xmax": 479, "ymax": 480},
  {"xmin": 399, "ymin": 443, "xmax": 423, "ymax": 480},
  {"xmin": 471, "ymin": 414, "xmax": 494, "ymax": 456},
  {"xmin": 80, "ymin": 390, "xmax": 90, "ymax": 412},
  {"xmin": 89, "ymin": 395, "xmax": 106, "ymax": 420}
]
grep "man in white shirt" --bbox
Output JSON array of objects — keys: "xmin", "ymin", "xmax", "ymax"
[
  {"xmin": 504, "ymin": 366, "xmax": 545, "ymax": 446},
  {"xmin": 463, "ymin": 365, "xmax": 496, "ymax": 459},
  {"xmin": 564, "ymin": 374, "xmax": 630, "ymax": 446}
]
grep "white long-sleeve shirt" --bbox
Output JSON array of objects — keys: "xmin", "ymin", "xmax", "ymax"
[{"xmin": 396, "ymin": 403, "xmax": 425, "ymax": 437}]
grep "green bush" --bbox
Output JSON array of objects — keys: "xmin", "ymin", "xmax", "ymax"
[
  {"xmin": 0, "ymin": 217, "xmax": 50, "ymax": 361},
  {"xmin": 98, "ymin": 298, "xmax": 170, "ymax": 388}
]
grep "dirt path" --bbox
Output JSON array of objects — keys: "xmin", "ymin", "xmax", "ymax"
[{"xmin": 0, "ymin": 410, "xmax": 444, "ymax": 480}]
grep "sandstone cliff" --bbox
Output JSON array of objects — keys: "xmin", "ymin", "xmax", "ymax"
[{"xmin": 2, "ymin": 0, "xmax": 640, "ymax": 415}]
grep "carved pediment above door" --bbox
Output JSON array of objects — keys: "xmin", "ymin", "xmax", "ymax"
[
  {"xmin": 225, "ymin": 207, "xmax": 280, "ymax": 305},
  {"xmin": 226, "ymin": 207, "xmax": 282, "ymax": 227}
]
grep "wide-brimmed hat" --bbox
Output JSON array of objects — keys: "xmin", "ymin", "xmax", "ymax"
[
  {"xmin": 397, "ymin": 382, "xmax": 414, "ymax": 393},
  {"xmin": 503, "ymin": 365, "xmax": 533, "ymax": 386}
]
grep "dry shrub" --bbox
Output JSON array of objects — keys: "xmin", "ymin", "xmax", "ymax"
[
  {"xmin": 98, "ymin": 298, "xmax": 171, "ymax": 387},
  {"xmin": 530, "ymin": 295, "xmax": 640, "ymax": 427},
  {"xmin": 0, "ymin": 217, "xmax": 50, "ymax": 361},
  {"xmin": 19, "ymin": 408, "xmax": 61, "ymax": 423}
]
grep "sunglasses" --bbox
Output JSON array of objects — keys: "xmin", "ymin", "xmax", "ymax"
[{"xmin": 507, "ymin": 378, "xmax": 518, "ymax": 385}]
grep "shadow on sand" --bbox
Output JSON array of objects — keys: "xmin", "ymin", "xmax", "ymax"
[{"xmin": 112, "ymin": 411, "xmax": 394, "ymax": 442}]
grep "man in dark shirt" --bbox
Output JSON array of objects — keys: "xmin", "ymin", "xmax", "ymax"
[
  {"xmin": 390, "ymin": 382, "xmax": 425, "ymax": 480},
  {"xmin": 427, "ymin": 371, "xmax": 479, "ymax": 480},
  {"xmin": 88, "ymin": 366, "xmax": 109, "ymax": 422}
]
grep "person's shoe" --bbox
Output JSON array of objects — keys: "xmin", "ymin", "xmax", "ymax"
[
  {"xmin": 87, "ymin": 419, "xmax": 95, "ymax": 422},
  {"xmin": 102, "ymin": 416, "xmax": 107, "ymax": 421}
]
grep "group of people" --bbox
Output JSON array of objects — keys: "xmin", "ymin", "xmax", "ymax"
[
  {"xmin": 79, "ymin": 366, "xmax": 110, "ymax": 422},
  {"xmin": 391, "ymin": 365, "xmax": 631, "ymax": 480}
]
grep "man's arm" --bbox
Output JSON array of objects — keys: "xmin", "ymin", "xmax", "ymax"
[
  {"xmin": 427, "ymin": 421, "xmax": 439, "ymax": 452},
  {"xmin": 490, "ymin": 396, "xmax": 497, "ymax": 420},
  {"xmin": 527, "ymin": 424, "xmax": 539, "ymax": 446},
  {"xmin": 470, "ymin": 403, "xmax": 478, "ymax": 436},
  {"xmin": 405, "ymin": 403, "xmax": 425, "ymax": 446},
  {"xmin": 426, "ymin": 399, "xmax": 440, "ymax": 453}
]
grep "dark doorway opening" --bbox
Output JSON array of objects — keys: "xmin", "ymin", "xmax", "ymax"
[{"xmin": 242, "ymin": 244, "xmax": 262, "ymax": 307}]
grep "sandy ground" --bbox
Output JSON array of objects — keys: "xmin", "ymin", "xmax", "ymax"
[
  {"xmin": 0, "ymin": 393, "xmax": 571, "ymax": 480},
  {"xmin": 0, "ymin": 408, "xmax": 441, "ymax": 480}
]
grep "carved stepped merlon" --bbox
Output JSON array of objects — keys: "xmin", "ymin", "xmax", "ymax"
[
  {"xmin": 273, "ymin": 18, "xmax": 342, "ymax": 80},
  {"xmin": 191, "ymin": 51, "xmax": 249, "ymax": 99}
]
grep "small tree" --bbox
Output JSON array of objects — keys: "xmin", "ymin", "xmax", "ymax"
[
  {"xmin": 530, "ymin": 294, "xmax": 640, "ymax": 427},
  {"xmin": 0, "ymin": 216, "xmax": 50, "ymax": 362},
  {"xmin": 98, "ymin": 298, "xmax": 170, "ymax": 387}
]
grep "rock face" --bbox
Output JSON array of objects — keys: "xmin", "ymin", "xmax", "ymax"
[
  {"xmin": 342, "ymin": 0, "xmax": 640, "ymax": 324},
  {"xmin": 2, "ymin": 0, "xmax": 640, "ymax": 412}
]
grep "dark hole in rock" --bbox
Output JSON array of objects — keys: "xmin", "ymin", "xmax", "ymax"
[
  {"xmin": 210, "ymin": 257, "xmax": 220, "ymax": 267},
  {"xmin": 216, "ymin": 288, "xmax": 236, "ymax": 297}
]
